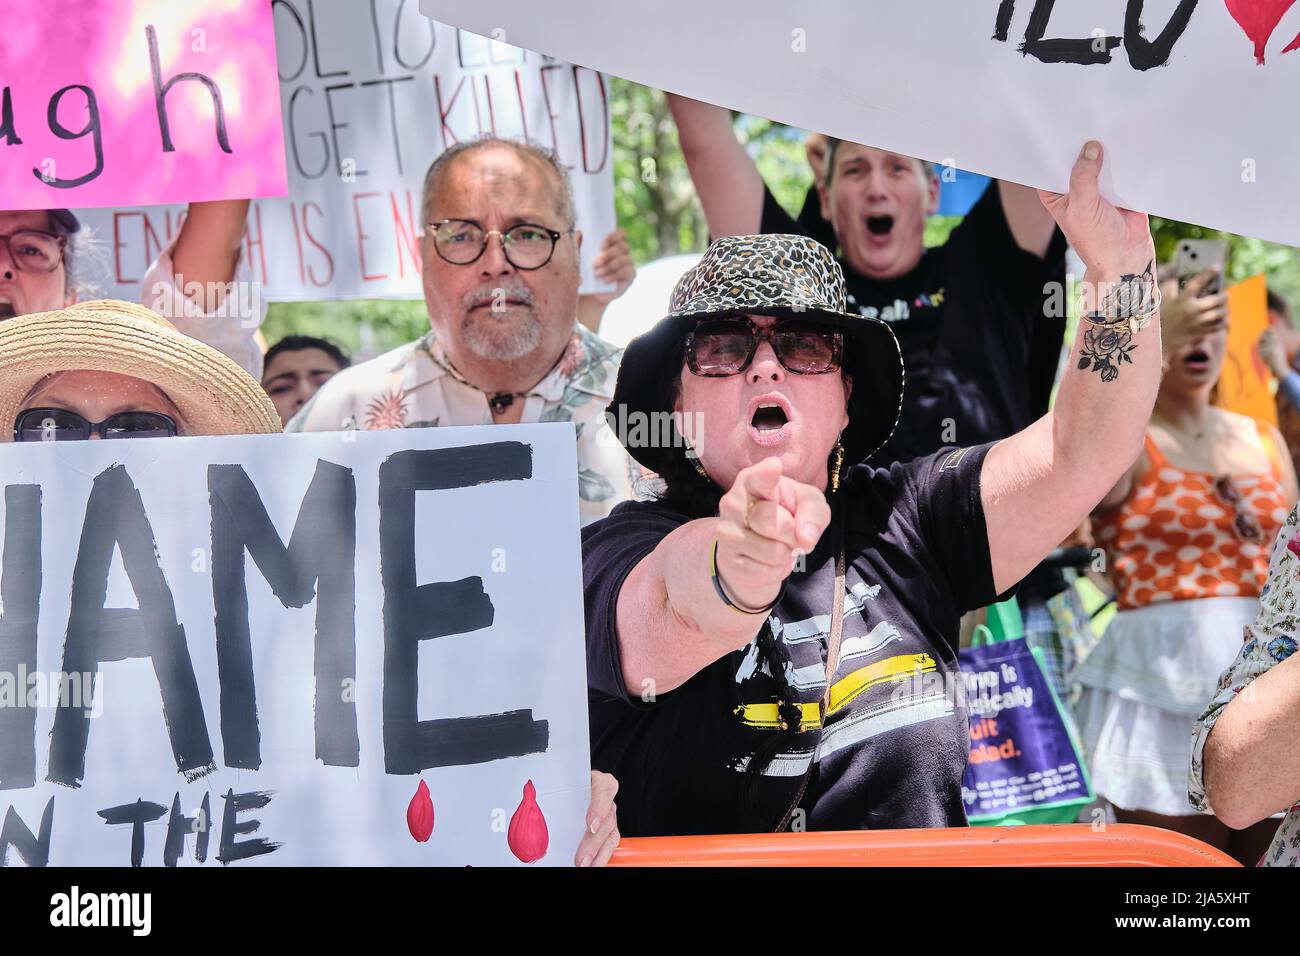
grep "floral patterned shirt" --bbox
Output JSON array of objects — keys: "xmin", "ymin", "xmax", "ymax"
[
  {"xmin": 286, "ymin": 324, "xmax": 638, "ymax": 526},
  {"xmin": 1189, "ymin": 504, "xmax": 1300, "ymax": 866}
]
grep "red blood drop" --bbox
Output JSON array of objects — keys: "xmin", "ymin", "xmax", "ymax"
[
  {"xmin": 507, "ymin": 780, "xmax": 549, "ymax": 863},
  {"xmin": 407, "ymin": 779, "xmax": 434, "ymax": 843},
  {"xmin": 1224, "ymin": 0, "xmax": 1299, "ymax": 63}
]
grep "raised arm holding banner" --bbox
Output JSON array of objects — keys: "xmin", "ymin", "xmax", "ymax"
[{"xmin": 422, "ymin": 0, "xmax": 1300, "ymax": 247}]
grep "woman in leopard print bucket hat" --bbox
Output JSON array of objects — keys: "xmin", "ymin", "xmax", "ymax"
[{"xmin": 584, "ymin": 143, "xmax": 1163, "ymax": 837}]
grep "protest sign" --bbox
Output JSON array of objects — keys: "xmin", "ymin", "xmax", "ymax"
[
  {"xmin": 0, "ymin": 424, "xmax": 591, "ymax": 866},
  {"xmin": 1216, "ymin": 274, "xmax": 1275, "ymax": 424},
  {"xmin": 421, "ymin": 0, "xmax": 1300, "ymax": 247},
  {"xmin": 75, "ymin": 1, "xmax": 616, "ymax": 302},
  {"xmin": 0, "ymin": 0, "xmax": 287, "ymax": 209}
]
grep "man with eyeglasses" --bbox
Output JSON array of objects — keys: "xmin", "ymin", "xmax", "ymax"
[
  {"xmin": 0, "ymin": 201, "xmax": 265, "ymax": 377},
  {"xmin": 288, "ymin": 135, "xmax": 639, "ymax": 525}
]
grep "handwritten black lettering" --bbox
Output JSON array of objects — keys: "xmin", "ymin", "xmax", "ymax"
[
  {"xmin": 36, "ymin": 84, "xmax": 104, "ymax": 188},
  {"xmin": 0, "ymin": 487, "xmax": 40, "ymax": 791},
  {"xmin": 208, "ymin": 461, "xmax": 360, "ymax": 771},
  {"xmin": 0, "ymin": 798, "xmax": 53, "ymax": 867},
  {"xmin": 46, "ymin": 465, "xmax": 213, "ymax": 788},
  {"xmin": 148, "ymin": 24, "xmax": 232, "ymax": 155},
  {"xmin": 379, "ymin": 444, "xmax": 549, "ymax": 774}
]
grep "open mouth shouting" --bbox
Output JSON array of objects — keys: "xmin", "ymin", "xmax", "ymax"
[
  {"xmin": 0, "ymin": 296, "xmax": 17, "ymax": 321},
  {"xmin": 747, "ymin": 394, "xmax": 793, "ymax": 447},
  {"xmin": 865, "ymin": 215, "xmax": 895, "ymax": 244},
  {"xmin": 866, "ymin": 215, "xmax": 894, "ymax": 236},
  {"xmin": 1183, "ymin": 347, "xmax": 1212, "ymax": 375}
]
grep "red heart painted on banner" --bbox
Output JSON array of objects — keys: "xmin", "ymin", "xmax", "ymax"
[{"xmin": 1224, "ymin": 0, "xmax": 1300, "ymax": 63}]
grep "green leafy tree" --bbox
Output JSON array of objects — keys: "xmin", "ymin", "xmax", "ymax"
[
  {"xmin": 610, "ymin": 78, "xmax": 708, "ymax": 260},
  {"xmin": 263, "ymin": 299, "xmax": 428, "ymax": 362}
]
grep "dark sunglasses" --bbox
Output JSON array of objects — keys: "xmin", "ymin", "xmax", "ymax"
[
  {"xmin": 1212, "ymin": 475, "xmax": 1265, "ymax": 543},
  {"xmin": 14, "ymin": 408, "xmax": 178, "ymax": 442},
  {"xmin": 685, "ymin": 318, "xmax": 844, "ymax": 377}
]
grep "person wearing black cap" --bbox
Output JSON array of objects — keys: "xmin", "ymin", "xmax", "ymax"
[
  {"xmin": 583, "ymin": 142, "xmax": 1163, "ymax": 836},
  {"xmin": 1, "ymin": 201, "xmax": 264, "ymax": 376}
]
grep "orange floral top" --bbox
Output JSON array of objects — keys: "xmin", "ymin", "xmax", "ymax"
[{"xmin": 1095, "ymin": 424, "xmax": 1290, "ymax": 610}]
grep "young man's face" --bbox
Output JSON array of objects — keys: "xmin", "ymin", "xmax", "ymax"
[
  {"xmin": 0, "ymin": 210, "xmax": 71, "ymax": 320},
  {"xmin": 262, "ymin": 347, "xmax": 345, "ymax": 425},
  {"xmin": 817, "ymin": 144, "xmax": 938, "ymax": 281}
]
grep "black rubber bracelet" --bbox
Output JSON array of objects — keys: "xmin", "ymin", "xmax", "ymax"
[{"xmin": 711, "ymin": 538, "xmax": 784, "ymax": 615}]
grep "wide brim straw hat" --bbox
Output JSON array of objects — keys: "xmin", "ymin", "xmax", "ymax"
[
  {"xmin": 609, "ymin": 234, "xmax": 905, "ymax": 476},
  {"xmin": 0, "ymin": 299, "xmax": 281, "ymax": 441}
]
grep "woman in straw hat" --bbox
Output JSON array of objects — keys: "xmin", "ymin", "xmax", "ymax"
[
  {"xmin": 0, "ymin": 300, "xmax": 281, "ymax": 441},
  {"xmin": 584, "ymin": 143, "xmax": 1165, "ymax": 836}
]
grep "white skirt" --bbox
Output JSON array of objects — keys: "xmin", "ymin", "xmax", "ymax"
[{"xmin": 1071, "ymin": 597, "xmax": 1256, "ymax": 817}]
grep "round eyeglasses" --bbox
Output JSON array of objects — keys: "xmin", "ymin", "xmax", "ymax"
[
  {"xmin": 425, "ymin": 219, "xmax": 569, "ymax": 270},
  {"xmin": 0, "ymin": 231, "xmax": 67, "ymax": 274}
]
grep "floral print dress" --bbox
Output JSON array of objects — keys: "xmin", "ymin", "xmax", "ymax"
[
  {"xmin": 286, "ymin": 324, "xmax": 639, "ymax": 526},
  {"xmin": 1189, "ymin": 504, "xmax": 1300, "ymax": 866}
]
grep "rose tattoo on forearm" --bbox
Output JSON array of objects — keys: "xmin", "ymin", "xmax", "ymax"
[
  {"xmin": 1079, "ymin": 260, "xmax": 1156, "ymax": 383},
  {"xmin": 1079, "ymin": 326, "xmax": 1136, "ymax": 382}
]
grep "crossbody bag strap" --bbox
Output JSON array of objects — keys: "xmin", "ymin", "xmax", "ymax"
[
  {"xmin": 774, "ymin": 531, "xmax": 847, "ymax": 832},
  {"xmin": 822, "ymin": 542, "xmax": 848, "ymax": 715}
]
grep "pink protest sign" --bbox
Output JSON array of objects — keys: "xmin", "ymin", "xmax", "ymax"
[{"xmin": 0, "ymin": 0, "xmax": 288, "ymax": 210}]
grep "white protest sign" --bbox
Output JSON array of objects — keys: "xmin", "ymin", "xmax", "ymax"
[
  {"xmin": 75, "ymin": 1, "xmax": 616, "ymax": 302},
  {"xmin": 421, "ymin": 0, "xmax": 1300, "ymax": 247},
  {"xmin": 0, "ymin": 424, "xmax": 590, "ymax": 866}
]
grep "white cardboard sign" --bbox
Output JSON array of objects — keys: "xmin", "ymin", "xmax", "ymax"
[
  {"xmin": 76, "ymin": 1, "xmax": 616, "ymax": 302},
  {"xmin": 421, "ymin": 0, "xmax": 1300, "ymax": 247},
  {"xmin": 0, "ymin": 424, "xmax": 591, "ymax": 866}
]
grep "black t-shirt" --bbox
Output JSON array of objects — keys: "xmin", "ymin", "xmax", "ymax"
[
  {"xmin": 763, "ymin": 185, "xmax": 1067, "ymax": 465},
  {"xmin": 582, "ymin": 444, "xmax": 999, "ymax": 837}
]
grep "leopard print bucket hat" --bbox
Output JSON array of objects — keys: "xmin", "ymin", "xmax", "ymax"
[{"xmin": 607, "ymin": 234, "xmax": 904, "ymax": 476}]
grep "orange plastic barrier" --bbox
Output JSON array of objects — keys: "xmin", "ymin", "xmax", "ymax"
[{"xmin": 609, "ymin": 824, "xmax": 1239, "ymax": 867}]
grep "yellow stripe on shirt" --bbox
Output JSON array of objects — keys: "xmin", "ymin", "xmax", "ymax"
[
  {"xmin": 734, "ymin": 701, "xmax": 823, "ymax": 730},
  {"xmin": 827, "ymin": 653, "xmax": 936, "ymax": 715}
]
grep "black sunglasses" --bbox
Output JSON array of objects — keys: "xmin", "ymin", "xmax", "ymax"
[
  {"xmin": 14, "ymin": 408, "xmax": 178, "ymax": 442},
  {"xmin": 685, "ymin": 318, "xmax": 844, "ymax": 377}
]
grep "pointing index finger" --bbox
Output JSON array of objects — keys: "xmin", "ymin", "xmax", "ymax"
[{"xmin": 742, "ymin": 457, "xmax": 784, "ymax": 503}]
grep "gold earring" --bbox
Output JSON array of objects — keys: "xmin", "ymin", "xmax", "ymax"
[
  {"xmin": 684, "ymin": 441, "xmax": 710, "ymax": 481},
  {"xmin": 830, "ymin": 441, "xmax": 845, "ymax": 493}
]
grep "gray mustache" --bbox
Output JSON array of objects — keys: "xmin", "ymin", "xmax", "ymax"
[{"xmin": 463, "ymin": 282, "xmax": 535, "ymax": 310}]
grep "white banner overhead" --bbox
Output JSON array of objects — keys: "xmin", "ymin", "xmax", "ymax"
[
  {"xmin": 76, "ymin": 0, "xmax": 616, "ymax": 302},
  {"xmin": 421, "ymin": 0, "xmax": 1300, "ymax": 247},
  {"xmin": 0, "ymin": 424, "xmax": 591, "ymax": 866}
]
